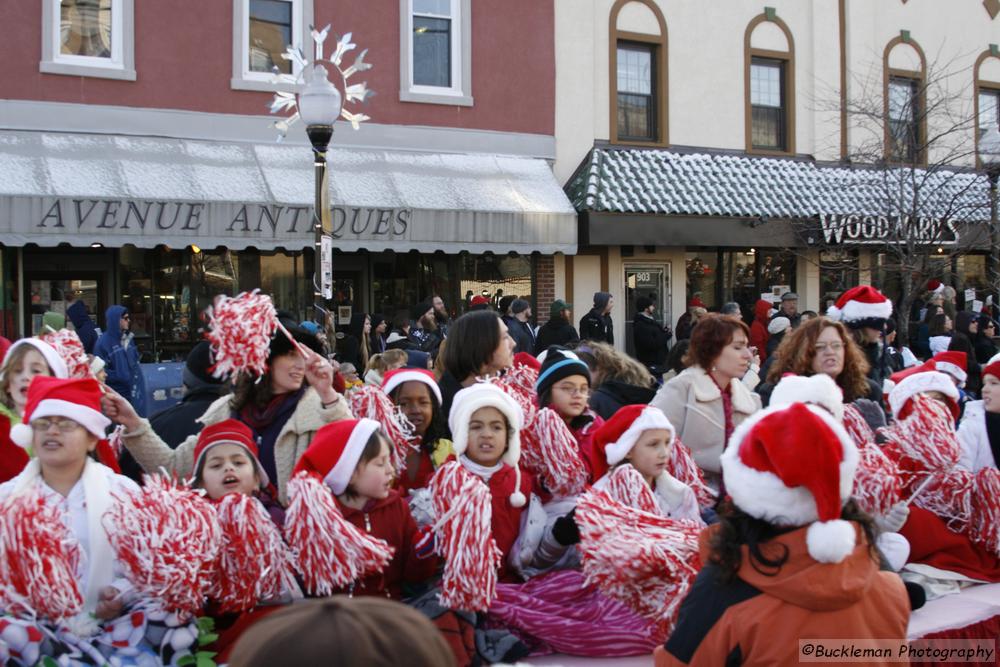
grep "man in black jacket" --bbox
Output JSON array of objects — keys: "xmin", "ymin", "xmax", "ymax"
[
  {"xmin": 632, "ymin": 296, "xmax": 672, "ymax": 370},
  {"xmin": 504, "ymin": 298, "xmax": 536, "ymax": 354},
  {"xmin": 579, "ymin": 292, "xmax": 614, "ymax": 344},
  {"xmin": 534, "ymin": 300, "xmax": 579, "ymax": 354}
]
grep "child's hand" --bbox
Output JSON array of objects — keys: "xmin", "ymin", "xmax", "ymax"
[
  {"xmin": 100, "ymin": 390, "xmax": 141, "ymax": 432},
  {"xmin": 94, "ymin": 586, "xmax": 123, "ymax": 620},
  {"xmin": 414, "ymin": 525, "xmax": 436, "ymax": 559}
]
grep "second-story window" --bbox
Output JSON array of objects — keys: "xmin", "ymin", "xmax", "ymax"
[
  {"xmin": 400, "ymin": 0, "xmax": 472, "ymax": 106},
  {"xmin": 60, "ymin": 0, "xmax": 115, "ymax": 60},
  {"xmin": 413, "ymin": 0, "xmax": 453, "ymax": 87},
  {"xmin": 616, "ymin": 42, "xmax": 657, "ymax": 142},
  {"xmin": 750, "ymin": 57, "xmax": 787, "ymax": 151},
  {"xmin": 41, "ymin": 0, "xmax": 135, "ymax": 80},
  {"xmin": 248, "ymin": 0, "xmax": 294, "ymax": 74},
  {"xmin": 979, "ymin": 88, "xmax": 1000, "ymax": 139},
  {"xmin": 888, "ymin": 76, "xmax": 920, "ymax": 162}
]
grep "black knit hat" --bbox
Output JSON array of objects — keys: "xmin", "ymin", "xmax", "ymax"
[
  {"xmin": 636, "ymin": 296, "xmax": 654, "ymax": 312},
  {"xmin": 409, "ymin": 300, "xmax": 432, "ymax": 321},
  {"xmin": 268, "ymin": 327, "xmax": 323, "ymax": 361},
  {"xmin": 535, "ymin": 346, "xmax": 591, "ymax": 399},
  {"xmin": 184, "ymin": 341, "xmax": 223, "ymax": 386}
]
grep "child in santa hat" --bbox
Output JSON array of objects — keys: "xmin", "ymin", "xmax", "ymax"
[
  {"xmin": 590, "ymin": 405, "xmax": 703, "ymax": 523},
  {"xmin": 381, "ymin": 368, "xmax": 454, "ymax": 494},
  {"xmin": 289, "ymin": 418, "xmax": 437, "ymax": 599},
  {"xmin": 656, "ymin": 402, "xmax": 909, "ymax": 666},
  {"xmin": 0, "ymin": 376, "xmax": 202, "ymax": 666},
  {"xmin": 0, "ymin": 338, "xmax": 69, "ymax": 483}
]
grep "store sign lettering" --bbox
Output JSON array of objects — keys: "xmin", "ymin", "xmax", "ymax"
[
  {"xmin": 817, "ymin": 213, "xmax": 960, "ymax": 245},
  {"xmin": 35, "ymin": 199, "xmax": 411, "ymax": 239}
]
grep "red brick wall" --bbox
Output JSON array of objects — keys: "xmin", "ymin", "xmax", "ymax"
[{"xmin": 535, "ymin": 254, "xmax": 554, "ymax": 325}]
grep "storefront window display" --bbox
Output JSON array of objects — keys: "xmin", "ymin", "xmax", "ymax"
[
  {"xmin": 684, "ymin": 252, "xmax": 718, "ymax": 311},
  {"xmin": 720, "ymin": 248, "xmax": 796, "ymax": 317},
  {"xmin": 819, "ymin": 249, "xmax": 859, "ymax": 310}
]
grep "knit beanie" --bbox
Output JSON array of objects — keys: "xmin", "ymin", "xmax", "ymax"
[{"xmin": 535, "ymin": 347, "xmax": 591, "ymax": 400}]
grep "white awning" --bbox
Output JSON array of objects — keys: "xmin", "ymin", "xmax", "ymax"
[{"xmin": 0, "ymin": 131, "xmax": 577, "ymax": 254}]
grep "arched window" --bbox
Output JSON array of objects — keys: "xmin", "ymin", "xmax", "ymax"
[
  {"xmin": 609, "ymin": 0, "xmax": 668, "ymax": 146},
  {"xmin": 744, "ymin": 10, "xmax": 795, "ymax": 155},
  {"xmin": 883, "ymin": 33, "xmax": 927, "ymax": 164},
  {"xmin": 974, "ymin": 45, "xmax": 1000, "ymax": 166}
]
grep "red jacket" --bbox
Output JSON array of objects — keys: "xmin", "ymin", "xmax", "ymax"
[
  {"xmin": 749, "ymin": 299, "xmax": 772, "ymax": 361},
  {"xmin": 486, "ymin": 463, "xmax": 535, "ymax": 581},
  {"xmin": 335, "ymin": 489, "xmax": 438, "ymax": 598},
  {"xmin": 0, "ymin": 412, "xmax": 29, "ymax": 485}
]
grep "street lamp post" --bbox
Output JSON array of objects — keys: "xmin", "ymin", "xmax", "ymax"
[
  {"xmin": 297, "ymin": 65, "xmax": 342, "ymax": 322},
  {"xmin": 981, "ymin": 126, "xmax": 1000, "ymax": 311}
]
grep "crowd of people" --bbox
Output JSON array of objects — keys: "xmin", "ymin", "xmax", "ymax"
[{"xmin": 0, "ymin": 280, "xmax": 996, "ymax": 666}]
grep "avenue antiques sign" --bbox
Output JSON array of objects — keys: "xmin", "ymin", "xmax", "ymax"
[{"xmin": 815, "ymin": 213, "xmax": 960, "ymax": 246}]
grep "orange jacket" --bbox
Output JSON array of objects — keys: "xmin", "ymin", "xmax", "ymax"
[{"xmin": 655, "ymin": 523, "xmax": 909, "ymax": 666}]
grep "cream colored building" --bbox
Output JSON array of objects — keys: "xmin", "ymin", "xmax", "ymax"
[{"xmin": 552, "ymin": 0, "xmax": 1000, "ymax": 355}]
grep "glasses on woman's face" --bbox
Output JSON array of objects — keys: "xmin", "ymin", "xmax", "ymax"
[
  {"xmin": 554, "ymin": 384, "xmax": 590, "ymax": 397},
  {"xmin": 814, "ymin": 342, "xmax": 845, "ymax": 353},
  {"xmin": 31, "ymin": 417, "xmax": 83, "ymax": 433}
]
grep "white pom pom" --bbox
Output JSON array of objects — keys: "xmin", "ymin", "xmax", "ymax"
[
  {"xmin": 509, "ymin": 491, "xmax": 526, "ymax": 508},
  {"xmin": 9, "ymin": 424, "xmax": 32, "ymax": 448},
  {"xmin": 806, "ymin": 519, "xmax": 856, "ymax": 563}
]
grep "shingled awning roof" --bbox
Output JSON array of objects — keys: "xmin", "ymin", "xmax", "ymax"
[{"xmin": 566, "ymin": 147, "xmax": 991, "ymax": 223}]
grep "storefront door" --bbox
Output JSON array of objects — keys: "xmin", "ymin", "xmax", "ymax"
[
  {"xmin": 25, "ymin": 273, "xmax": 105, "ymax": 337},
  {"xmin": 623, "ymin": 264, "xmax": 671, "ymax": 357}
]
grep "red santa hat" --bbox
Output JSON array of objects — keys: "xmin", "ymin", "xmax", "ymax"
[
  {"xmin": 448, "ymin": 383, "xmax": 525, "ymax": 507},
  {"xmin": 930, "ymin": 351, "xmax": 967, "ymax": 387},
  {"xmin": 591, "ymin": 404, "xmax": 675, "ymax": 480},
  {"xmin": 888, "ymin": 370, "xmax": 960, "ymax": 421},
  {"xmin": 926, "ymin": 280, "xmax": 945, "ymax": 295},
  {"xmin": 721, "ymin": 402, "xmax": 860, "ymax": 564},
  {"xmin": 10, "ymin": 376, "xmax": 110, "ymax": 447},
  {"xmin": 983, "ymin": 360, "xmax": 1000, "ymax": 382},
  {"xmin": 512, "ymin": 352, "xmax": 541, "ymax": 372},
  {"xmin": 294, "ymin": 418, "xmax": 382, "ymax": 495},
  {"xmin": 2, "ymin": 338, "xmax": 69, "ymax": 380},
  {"xmin": 381, "ymin": 368, "xmax": 442, "ymax": 405},
  {"xmin": 768, "ymin": 373, "xmax": 845, "ymax": 422},
  {"xmin": 826, "ymin": 286, "xmax": 893, "ymax": 330},
  {"xmin": 192, "ymin": 418, "xmax": 269, "ymax": 488}
]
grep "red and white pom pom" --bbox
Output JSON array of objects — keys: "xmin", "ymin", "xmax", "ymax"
[
  {"xmin": 429, "ymin": 461, "xmax": 503, "ymax": 612},
  {"xmin": 210, "ymin": 493, "xmax": 297, "ymax": 613},
  {"xmin": 915, "ymin": 469, "xmax": 974, "ymax": 533},
  {"xmin": 842, "ymin": 404, "xmax": 876, "ymax": 448},
  {"xmin": 347, "ymin": 385, "xmax": 417, "ymax": 476},
  {"xmin": 852, "ymin": 443, "xmax": 902, "ymax": 517},
  {"xmin": 0, "ymin": 491, "xmax": 83, "ymax": 620},
  {"xmin": 969, "ymin": 468, "xmax": 1000, "ymax": 556},
  {"xmin": 102, "ymin": 475, "xmax": 222, "ymax": 618},
  {"xmin": 575, "ymin": 489, "xmax": 701, "ymax": 637},
  {"xmin": 604, "ymin": 465, "xmax": 658, "ymax": 514},
  {"xmin": 890, "ymin": 395, "xmax": 962, "ymax": 474},
  {"xmin": 496, "ymin": 365, "xmax": 539, "ymax": 426},
  {"xmin": 668, "ymin": 438, "xmax": 716, "ymax": 508},
  {"xmin": 284, "ymin": 472, "xmax": 394, "ymax": 597},
  {"xmin": 519, "ymin": 408, "xmax": 589, "ymax": 497},
  {"xmin": 39, "ymin": 329, "xmax": 92, "ymax": 380},
  {"xmin": 205, "ymin": 290, "xmax": 279, "ymax": 380}
]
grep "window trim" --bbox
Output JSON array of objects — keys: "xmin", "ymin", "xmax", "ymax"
[
  {"xmin": 40, "ymin": 0, "xmax": 136, "ymax": 81},
  {"xmin": 615, "ymin": 40, "xmax": 658, "ymax": 142},
  {"xmin": 743, "ymin": 12, "xmax": 795, "ymax": 156},
  {"xmin": 231, "ymin": 0, "xmax": 312, "ymax": 93},
  {"xmin": 973, "ymin": 47, "xmax": 1000, "ymax": 168},
  {"xmin": 749, "ymin": 56, "xmax": 788, "ymax": 153},
  {"xmin": 882, "ymin": 35, "xmax": 927, "ymax": 165},
  {"xmin": 399, "ymin": 0, "xmax": 473, "ymax": 107},
  {"xmin": 608, "ymin": 0, "xmax": 668, "ymax": 147}
]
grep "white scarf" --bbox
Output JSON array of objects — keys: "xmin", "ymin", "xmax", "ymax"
[
  {"xmin": 459, "ymin": 455, "xmax": 503, "ymax": 482},
  {"xmin": 13, "ymin": 458, "xmax": 116, "ymax": 613}
]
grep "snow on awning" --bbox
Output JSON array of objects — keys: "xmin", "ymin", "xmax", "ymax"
[{"xmin": 0, "ymin": 131, "xmax": 577, "ymax": 254}]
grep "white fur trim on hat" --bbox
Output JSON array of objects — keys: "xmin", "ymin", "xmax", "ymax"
[
  {"xmin": 769, "ymin": 374, "xmax": 845, "ymax": 422},
  {"xmin": 11, "ymin": 398, "xmax": 110, "ymax": 447},
  {"xmin": 806, "ymin": 519, "xmax": 858, "ymax": 564},
  {"xmin": 3, "ymin": 338, "xmax": 69, "ymax": 379},
  {"xmin": 323, "ymin": 418, "xmax": 380, "ymax": 495},
  {"xmin": 887, "ymin": 371, "xmax": 959, "ymax": 419},
  {"xmin": 381, "ymin": 370, "xmax": 442, "ymax": 404},
  {"xmin": 720, "ymin": 403, "xmax": 859, "ymax": 530},
  {"xmin": 826, "ymin": 298, "xmax": 892, "ymax": 324},
  {"xmin": 933, "ymin": 361, "xmax": 966, "ymax": 387},
  {"xmin": 448, "ymin": 383, "xmax": 525, "ymax": 507},
  {"xmin": 604, "ymin": 406, "xmax": 675, "ymax": 468}
]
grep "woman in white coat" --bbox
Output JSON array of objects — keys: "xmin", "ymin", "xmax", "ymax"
[
  {"xmin": 956, "ymin": 359, "xmax": 1000, "ymax": 472},
  {"xmin": 649, "ymin": 314, "xmax": 761, "ymax": 491}
]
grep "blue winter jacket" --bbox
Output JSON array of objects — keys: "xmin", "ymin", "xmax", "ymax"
[
  {"xmin": 94, "ymin": 305, "xmax": 147, "ymax": 417},
  {"xmin": 66, "ymin": 300, "xmax": 99, "ymax": 354}
]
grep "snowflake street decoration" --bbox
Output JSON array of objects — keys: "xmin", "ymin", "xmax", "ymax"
[{"xmin": 268, "ymin": 25, "xmax": 374, "ymax": 139}]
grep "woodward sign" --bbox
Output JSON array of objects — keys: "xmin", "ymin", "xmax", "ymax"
[{"xmin": 818, "ymin": 214, "xmax": 960, "ymax": 245}]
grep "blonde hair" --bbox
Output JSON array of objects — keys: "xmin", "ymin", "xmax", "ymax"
[
  {"xmin": 367, "ymin": 349, "xmax": 407, "ymax": 373},
  {"xmin": 578, "ymin": 340, "xmax": 653, "ymax": 388}
]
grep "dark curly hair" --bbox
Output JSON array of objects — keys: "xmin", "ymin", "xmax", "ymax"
[{"xmin": 707, "ymin": 498, "xmax": 880, "ymax": 583}]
